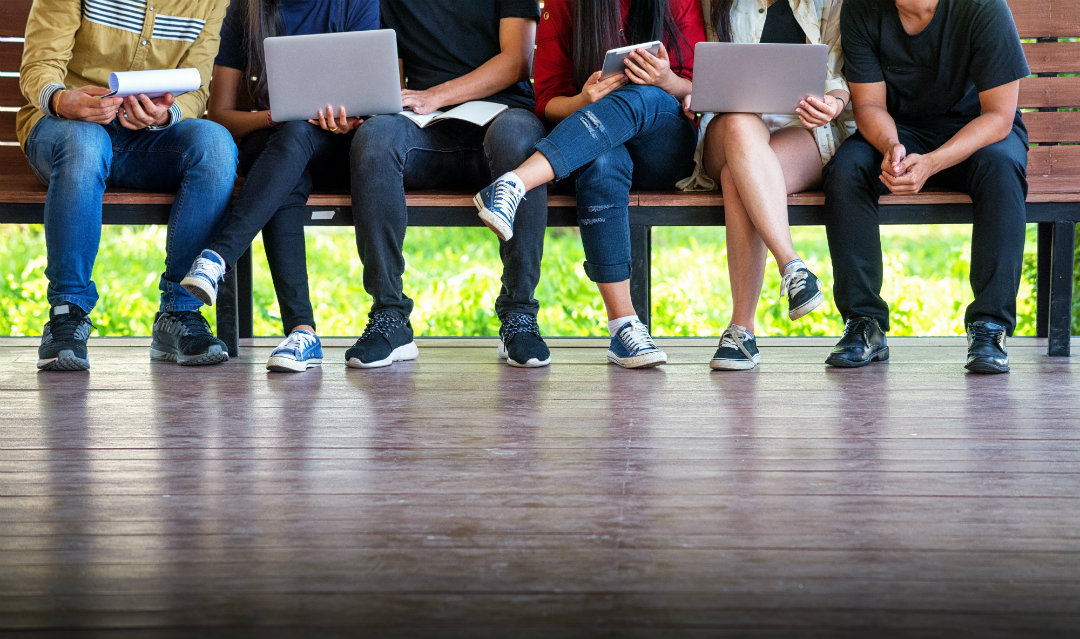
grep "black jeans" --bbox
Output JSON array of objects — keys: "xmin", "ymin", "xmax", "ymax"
[
  {"xmin": 211, "ymin": 121, "xmax": 352, "ymax": 335},
  {"xmin": 822, "ymin": 123, "xmax": 1028, "ymax": 334},
  {"xmin": 350, "ymin": 108, "xmax": 547, "ymax": 320}
]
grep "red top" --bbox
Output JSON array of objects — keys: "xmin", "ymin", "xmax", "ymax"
[{"xmin": 533, "ymin": 0, "xmax": 706, "ymax": 122}]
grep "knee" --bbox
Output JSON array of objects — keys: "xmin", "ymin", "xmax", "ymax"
[
  {"xmin": 485, "ymin": 109, "xmax": 544, "ymax": 160},
  {"xmin": 969, "ymin": 144, "xmax": 1026, "ymax": 185},
  {"xmin": 578, "ymin": 149, "xmax": 632, "ymax": 187},
  {"xmin": 179, "ymin": 119, "xmax": 238, "ymax": 177},
  {"xmin": 351, "ymin": 115, "xmax": 409, "ymax": 167},
  {"xmin": 47, "ymin": 121, "xmax": 112, "ymax": 178}
]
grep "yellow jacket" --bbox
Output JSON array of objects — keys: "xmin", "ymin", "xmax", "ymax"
[{"xmin": 17, "ymin": 0, "xmax": 229, "ymax": 150}]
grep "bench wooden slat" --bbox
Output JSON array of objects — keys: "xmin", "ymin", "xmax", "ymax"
[
  {"xmin": 1029, "ymin": 145, "xmax": 1080, "ymax": 178},
  {"xmin": 0, "ymin": 76, "xmax": 23, "ymax": 107},
  {"xmin": 1019, "ymin": 77, "xmax": 1080, "ymax": 109},
  {"xmin": 1009, "ymin": 0, "xmax": 1080, "ymax": 38},
  {"xmin": 0, "ymin": 112, "xmax": 17, "ymax": 142},
  {"xmin": 0, "ymin": 41, "xmax": 22, "ymax": 73},
  {"xmin": 1022, "ymin": 111, "xmax": 1080, "ymax": 144},
  {"xmin": 1022, "ymin": 42, "xmax": 1080, "ymax": 74},
  {"xmin": 0, "ymin": 0, "xmax": 32, "ymax": 38}
]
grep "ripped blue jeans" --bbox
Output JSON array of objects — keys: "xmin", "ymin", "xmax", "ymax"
[{"xmin": 534, "ymin": 84, "xmax": 696, "ymax": 282}]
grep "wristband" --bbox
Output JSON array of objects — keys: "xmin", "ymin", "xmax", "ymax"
[
  {"xmin": 53, "ymin": 89, "xmax": 68, "ymax": 119},
  {"xmin": 266, "ymin": 110, "xmax": 277, "ymax": 127}
]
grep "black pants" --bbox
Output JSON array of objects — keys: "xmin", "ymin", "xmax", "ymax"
[
  {"xmin": 822, "ymin": 123, "xmax": 1028, "ymax": 334},
  {"xmin": 349, "ymin": 109, "xmax": 547, "ymax": 321}
]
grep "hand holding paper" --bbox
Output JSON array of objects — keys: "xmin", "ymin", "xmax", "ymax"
[{"xmin": 104, "ymin": 68, "xmax": 201, "ymax": 98}]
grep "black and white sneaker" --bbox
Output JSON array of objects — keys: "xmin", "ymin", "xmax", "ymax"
[
  {"xmin": 498, "ymin": 313, "xmax": 551, "ymax": 367},
  {"xmin": 780, "ymin": 261, "xmax": 824, "ymax": 320},
  {"xmin": 709, "ymin": 324, "xmax": 760, "ymax": 371},
  {"xmin": 345, "ymin": 312, "xmax": 418, "ymax": 369},
  {"xmin": 150, "ymin": 311, "xmax": 229, "ymax": 366},
  {"xmin": 37, "ymin": 304, "xmax": 92, "ymax": 371}
]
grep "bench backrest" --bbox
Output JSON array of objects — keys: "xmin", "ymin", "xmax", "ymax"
[{"xmin": 1, "ymin": 0, "xmax": 1078, "ymax": 179}]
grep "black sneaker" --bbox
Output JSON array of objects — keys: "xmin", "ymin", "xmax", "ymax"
[
  {"xmin": 825, "ymin": 316, "xmax": 889, "ymax": 368},
  {"xmin": 37, "ymin": 304, "xmax": 92, "ymax": 371},
  {"xmin": 709, "ymin": 324, "xmax": 760, "ymax": 371},
  {"xmin": 150, "ymin": 311, "xmax": 229, "ymax": 366},
  {"xmin": 345, "ymin": 312, "xmax": 418, "ymax": 368},
  {"xmin": 498, "ymin": 313, "xmax": 551, "ymax": 368},
  {"xmin": 780, "ymin": 263, "xmax": 825, "ymax": 320},
  {"xmin": 965, "ymin": 321, "xmax": 1009, "ymax": 374}
]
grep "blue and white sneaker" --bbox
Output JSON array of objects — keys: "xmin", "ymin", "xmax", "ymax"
[
  {"xmin": 607, "ymin": 320, "xmax": 667, "ymax": 369},
  {"xmin": 267, "ymin": 329, "xmax": 323, "ymax": 372},
  {"xmin": 180, "ymin": 249, "xmax": 227, "ymax": 306},
  {"xmin": 474, "ymin": 172, "xmax": 526, "ymax": 242},
  {"xmin": 709, "ymin": 324, "xmax": 760, "ymax": 371}
]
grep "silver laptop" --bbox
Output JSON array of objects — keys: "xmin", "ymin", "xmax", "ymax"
[
  {"xmin": 689, "ymin": 43, "xmax": 828, "ymax": 114},
  {"xmin": 264, "ymin": 30, "xmax": 402, "ymax": 121}
]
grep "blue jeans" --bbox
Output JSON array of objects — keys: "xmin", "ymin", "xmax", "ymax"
[
  {"xmin": 210, "ymin": 121, "xmax": 352, "ymax": 334},
  {"xmin": 350, "ymin": 108, "xmax": 547, "ymax": 320},
  {"xmin": 24, "ymin": 116, "xmax": 237, "ymax": 313},
  {"xmin": 535, "ymin": 84, "xmax": 697, "ymax": 283}
]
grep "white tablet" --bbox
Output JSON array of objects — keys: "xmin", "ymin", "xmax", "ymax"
[
  {"xmin": 689, "ymin": 42, "xmax": 828, "ymax": 115},
  {"xmin": 599, "ymin": 41, "xmax": 663, "ymax": 80},
  {"xmin": 264, "ymin": 29, "xmax": 402, "ymax": 121}
]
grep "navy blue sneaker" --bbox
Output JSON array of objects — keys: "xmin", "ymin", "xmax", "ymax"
[
  {"xmin": 180, "ymin": 249, "xmax": 227, "ymax": 306},
  {"xmin": 498, "ymin": 313, "xmax": 550, "ymax": 367},
  {"xmin": 346, "ymin": 312, "xmax": 418, "ymax": 368},
  {"xmin": 150, "ymin": 311, "xmax": 229, "ymax": 366},
  {"xmin": 474, "ymin": 173, "xmax": 526, "ymax": 242},
  {"xmin": 37, "ymin": 304, "xmax": 92, "ymax": 371},
  {"xmin": 710, "ymin": 324, "xmax": 760, "ymax": 371},
  {"xmin": 607, "ymin": 320, "xmax": 667, "ymax": 369},
  {"xmin": 267, "ymin": 329, "xmax": 323, "ymax": 372}
]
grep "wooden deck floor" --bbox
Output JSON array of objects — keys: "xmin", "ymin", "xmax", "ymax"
[{"xmin": 1, "ymin": 336, "xmax": 1079, "ymax": 638}]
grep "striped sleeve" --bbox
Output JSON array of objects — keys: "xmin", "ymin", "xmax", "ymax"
[{"xmin": 19, "ymin": 0, "xmax": 83, "ymax": 115}]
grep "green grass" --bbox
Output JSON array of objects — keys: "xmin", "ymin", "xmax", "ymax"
[{"xmin": 0, "ymin": 223, "xmax": 1047, "ymax": 338}]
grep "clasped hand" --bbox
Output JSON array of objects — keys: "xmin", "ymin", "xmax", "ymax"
[{"xmin": 879, "ymin": 143, "xmax": 934, "ymax": 194}]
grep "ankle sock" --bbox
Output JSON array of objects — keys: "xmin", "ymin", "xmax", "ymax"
[
  {"xmin": 782, "ymin": 258, "xmax": 805, "ymax": 275},
  {"xmin": 497, "ymin": 171, "xmax": 527, "ymax": 195},
  {"xmin": 608, "ymin": 315, "xmax": 638, "ymax": 336}
]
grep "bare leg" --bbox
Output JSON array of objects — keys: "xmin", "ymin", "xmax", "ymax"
[
  {"xmin": 597, "ymin": 280, "xmax": 636, "ymax": 321},
  {"xmin": 511, "ymin": 152, "xmax": 557, "ymax": 191},
  {"xmin": 719, "ymin": 165, "xmax": 768, "ymax": 333}
]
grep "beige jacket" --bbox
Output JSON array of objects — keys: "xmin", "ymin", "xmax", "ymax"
[{"xmin": 18, "ymin": 0, "xmax": 229, "ymax": 149}]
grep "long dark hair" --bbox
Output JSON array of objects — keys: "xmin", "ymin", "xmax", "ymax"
[
  {"xmin": 570, "ymin": 0, "xmax": 689, "ymax": 89},
  {"xmin": 710, "ymin": 0, "xmax": 734, "ymax": 43},
  {"xmin": 245, "ymin": 0, "xmax": 283, "ymax": 108}
]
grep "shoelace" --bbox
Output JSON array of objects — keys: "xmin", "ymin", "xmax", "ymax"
[
  {"xmin": 360, "ymin": 313, "xmax": 401, "ymax": 340},
  {"xmin": 968, "ymin": 324, "xmax": 1005, "ymax": 347},
  {"xmin": 501, "ymin": 313, "xmax": 540, "ymax": 340},
  {"xmin": 618, "ymin": 321, "xmax": 656, "ymax": 352},
  {"xmin": 779, "ymin": 268, "xmax": 808, "ymax": 302},
  {"xmin": 170, "ymin": 310, "xmax": 212, "ymax": 335},
  {"xmin": 194, "ymin": 254, "xmax": 226, "ymax": 283},
  {"xmin": 842, "ymin": 317, "xmax": 875, "ymax": 343},
  {"xmin": 278, "ymin": 330, "xmax": 317, "ymax": 354},
  {"xmin": 491, "ymin": 180, "xmax": 525, "ymax": 218},
  {"xmin": 49, "ymin": 312, "xmax": 91, "ymax": 341},
  {"xmin": 719, "ymin": 324, "xmax": 755, "ymax": 361}
]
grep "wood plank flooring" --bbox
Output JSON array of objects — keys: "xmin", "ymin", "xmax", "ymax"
[{"xmin": 1, "ymin": 337, "xmax": 1079, "ymax": 638}]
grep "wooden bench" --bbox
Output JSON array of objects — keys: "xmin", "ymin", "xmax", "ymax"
[{"xmin": 2, "ymin": 0, "xmax": 1078, "ymax": 357}]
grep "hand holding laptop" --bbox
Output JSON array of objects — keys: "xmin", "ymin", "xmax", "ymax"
[
  {"xmin": 795, "ymin": 94, "xmax": 844, "ymax": 129},
  {"xmin": 308, "ymin": 105, "xmax": 363, "ymax": 134}
]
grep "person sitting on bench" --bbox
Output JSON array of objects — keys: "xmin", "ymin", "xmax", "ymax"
[
  {"xmin": 822, "ymin": 0, "xmax": 1029, "ymax": 374},
  {"xmin": 19, "ymin": 0, "xmax": 238, "ymax": 370}
]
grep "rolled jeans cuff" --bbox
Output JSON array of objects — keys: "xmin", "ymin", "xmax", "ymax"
[
  {"xmin": 583, "ymin": 260, "xmax": 631, "ymax": 284},
  {"xmin": 534, "ymin": 138, "xmax": 573, "ymax": 181}
]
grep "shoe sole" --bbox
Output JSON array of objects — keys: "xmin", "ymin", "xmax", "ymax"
[
  {"xmin": 965, "ymin": 360, "xmax": 1010, "ymax": 374},
  {"xmin": 180, "ymin": 275, "xmax": 217, "ymax": 306},
  {"xmin": 789, "ymin": 291, "xmax": 825, "ymax": 321},
  {"xmin": 37, "ymin": 350, "xmax": 90, "ymax": 371},
  {"xmin": 346, "ymin": 341, "xmax": 419, "ymax": 369},
  {"xmin": 709, "ymin": 355, "xmax": 760, "ymax": 371},
  {"xmin": 150, "ymin": 345, "xmax": 229, "ymax": 366},
  {"xmin": 497, "ymin": 340, "xmax": 551, "ymax": 368},
  {"xmin": 825, "ymin": 346, "xmax": 889, "ymax": 368},
  {"xmin": 474, "ymin": 193, "xmax": 514, "ymax": 242},
  {"xmin": 607, "ymin": 350, "xmax": 667, "ymax": 369},
  {"xmin": 267, "ymin": 356, "xmax": 323, "ymax": 373}
]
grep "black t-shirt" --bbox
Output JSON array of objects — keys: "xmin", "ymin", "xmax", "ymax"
[
  {"xmin": 380, "ymin": 0, "xmax": 540, "ymax": 110},
  {"xmin": 761, "ymin": 0, "xmax": 805, "ymax": 45},
  {"xmin": 840, "ymin": 0, "xmax": 1029, "ymax": 128}
]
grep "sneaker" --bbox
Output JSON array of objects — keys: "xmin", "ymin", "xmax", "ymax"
[
  {"xmin": 607, "ymin": 320, "xmax": 667, "ymax": 369},
  {"xmin": 37, "ymin": 304, "xmax": 92, "ymax": 371},
  {"xmin": 180, "ymin": 249, "xmax": 227, "ymax": 306},
  {"xmin": 150, "ymin": 311, "xmax": 229, "ymax": 366},
  {"xmin": 710, "ymin": 324, "xmax": 760, "ymax": 371},
  {"xmin": 780, "ymin": 263, "xmax": 824, "ymax": 320},
  {"xmin": 965, "ymin": 321, "xmax": 1009, "ymax": 374},
  {"xmin": 498, "ymin": 313, "xmax": 551, "ymax": 368},
  {"xmin": 474, "ymin": 174, "xmax": 526, "ymax": 242},
  {"xmin": 345, "ymin": 312, "xmax": 418, "ymax": 368},
  {"xmin": 824, "ymin": 316, "xmax": 889, "ymax": 368},
  {"xmin": 266, "ymin": 329, "xmax": 323, "ymax": 372}
]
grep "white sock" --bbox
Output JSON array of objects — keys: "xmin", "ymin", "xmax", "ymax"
[
  {"xmin": 782, "ymin": 258, "xmax": 805, "ymax": 276},
  {"xmin": 497, "ymin": 171, "xmax": 527, "ymax": 195},
  {"xmin": 608, "ymin": 315, "xmax": 639, "ymax": 336}
]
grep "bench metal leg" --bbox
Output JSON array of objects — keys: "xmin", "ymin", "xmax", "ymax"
[
  {"xmin": 630, "ymin": 224, "xmax": 652, "ymax": 327},
  {"xmin": 237, "ymin": 249, "xmax": 254, "ymax": 339},
  {"xmin": 1036, "ymin": 222, "xmax": 1052, "ymax": 338},
  {"xmin": 216, "ymin": 267, "xmax": 240, "ymax": 358},
  {"xmin": 1048, "ymin": 220, "xmax": 1074, "ymax": 357}
]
